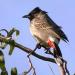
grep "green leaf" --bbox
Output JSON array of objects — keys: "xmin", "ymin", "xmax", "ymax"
[
  {"xmin": 1, "ymin": 70, "xmax": 8, "ymax": 75},
  {"xmin": 11, "ymin": 67, "xmax": 17, "ymax": 75},
  {"xmin": 9, "ymin": 45, "xmax": 14, "ymax": 55},
  {"xmin": 15, "ymin": 30, "xmax": 19, "ymax": 36},
  {"xmin": 0, "ymin": 50, "xmax": 5, "ymax": 64},
  {"xmin": 7, "ymin": 28, "xmax": 20, "ymax": 37},
  {"xmin": 7, "ymin": 28, "xmax": 15, "ymax": 37},
  {"xmin": 0, "ymin": 43, "xmax": 7, "ymax": 49},
  {"xmin": 9, "ymin": 40, "xmax": 15, "ymax": 55},
  {"xmin": 0, "ymin": 50, "xmax": 6, "ymax": 71},
  {"xmin": 0, "ymin": 63, "xmax": 5, "ymax": 70}
]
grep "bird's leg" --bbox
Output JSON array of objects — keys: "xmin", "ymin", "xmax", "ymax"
[
  {"xmin": 44, "ymin": 48, "xmax": 50, "ymax": 53},
  {"xmin": 27, "ymin": 43, "xmax": 41, "ymax": 57},
  {"xmin": 53, "ymin": 42, "xmax": 62, "ymax": 57},
  {"xmin": 41, "ymin": 45, "xmax": 50, "ymax": 53},
  {"xmin": 41, "ymin": 45, "xmax": 54, "ymax": 55},
  {"xmin": 45, "ymin": 48, "xmax": 54, "ymax": 56}
]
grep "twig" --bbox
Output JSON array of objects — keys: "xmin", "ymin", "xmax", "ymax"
[
  {"xmin": 0, "ymin": 29, "xmax": 8, "ymax": 34},
  {"xmin": 28, "ymin": 56, "xmax": 36, "ymax": 75},
  {"xmin": 23, "ymin": 56, "xmax": 36, "ymax": 75},
  {"xmin": 55, "ymin": 58, "xmax": 65, "ymax": 75},
  {"xmin": 0, "ymin": 36, "xmax": 70, "ymax": 75},
  {"xmin": 63, "ymin": 59, "xmax": 70, "ymax": 75},
  {"xmin": 48, "ymin": 64, "xmax": 55, "ymax": 75}
]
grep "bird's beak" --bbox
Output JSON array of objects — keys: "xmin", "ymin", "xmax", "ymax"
[{"xmin": 22, "ymin": 15, "xmax": 29, "ymax": 18}]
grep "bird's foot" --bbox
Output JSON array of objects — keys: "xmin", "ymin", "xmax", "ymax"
[
  {"xmin": 27, "ymin": 43, "xmax": 41, "ymax": 57},
  {"xmin": 44, "ymin": 48, "xmax": 54, "ymax": 56},
  {"xmin": 36, "ymin": 43, "xmax": 41, "ymax": 49},
  {"xmin": 45, "ymin": 49, "xmax": 50, "ymax": 54}
]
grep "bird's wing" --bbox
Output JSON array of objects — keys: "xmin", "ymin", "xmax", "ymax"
[{"xmin": 46, "ymin": 14, "xmax": 69, "ymax": 42}]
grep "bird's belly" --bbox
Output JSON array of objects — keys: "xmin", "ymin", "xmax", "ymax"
[
  {"xmin": 30, "ymin": 25, "xmax": 59, "ymax": 48},
  {"xmin": 30, "ymin": 26, "xmax": 47, "ymax": 43},
  {"xmin": 30, "ymin": 26, "xmax": 48, "ymax": 42}
]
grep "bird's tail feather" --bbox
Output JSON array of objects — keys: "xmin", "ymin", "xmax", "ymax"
[{"xmin": 53, "ymin": 43, "xmax": 62, "ymax": 57}]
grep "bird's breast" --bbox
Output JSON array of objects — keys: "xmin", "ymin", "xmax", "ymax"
[
  {"xmin": 29, "ymin": 18, "xmax": 60, "ymax": 47},
  {"xmin": 30, "ymin": 22, "xmax": 48, "ymax": 42}
]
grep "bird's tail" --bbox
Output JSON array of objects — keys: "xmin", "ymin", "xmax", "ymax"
[{"xmin": 53, "ymin": 42, "xmax": 62, "ymax": 57}]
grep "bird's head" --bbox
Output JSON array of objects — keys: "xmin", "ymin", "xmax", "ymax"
[{"xmin": 22, "ymin": 7, "xmax": 47, "ymax": 20}]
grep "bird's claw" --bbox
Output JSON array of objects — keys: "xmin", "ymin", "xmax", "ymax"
[{"xmin": 27, "ymin": 43, "xmax": 41, "ymax": 57}]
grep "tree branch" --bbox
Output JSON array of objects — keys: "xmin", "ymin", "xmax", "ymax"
[
  {"xmin": 55, "ymin": 57, "xmax": 65, "ymax": 75},
  {"xmin": 24, "ymin": 56, "xmax": 36, "ymax": 75},
  {"xmin": 0, "ymin": 36, "xmax": 70, "ymax": 75},
  {"xmin": 0, "ymin": 36, "xmax": 55, "ymax": 63}
]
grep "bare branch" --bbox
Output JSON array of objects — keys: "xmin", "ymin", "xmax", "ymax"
[
  {"xmin": 27, "ymin": 56, "xmax": 36, "ymax": 75},
  {"xmin": 24, "ymin": 56, "xmax": 36, "ymax": 75},
  {"xmin": 0, "ymin": 36, "xmax": 70, "ymax": 75},
  {"xmin": 55, "ymin": 57, "xmax": 65, "ymax": 75},
  {"xmin": 0, "ymin": 36, "xmax": 55, "ymax": 63},
  {"xmin": 48, "ymin": 64, "xmax": 55, "ymax": 75},
  {"xmin": 54, "ymin": 56, "xmax": 70, "ymax": 75},
  {"xmin": 63, "ymin": 59, "xmax": 70, "ymax": 75}
]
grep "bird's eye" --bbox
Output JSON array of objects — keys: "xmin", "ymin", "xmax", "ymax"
[{"xmin": 32, "ymin": 11, "xmax": 37, "ymax": 14}]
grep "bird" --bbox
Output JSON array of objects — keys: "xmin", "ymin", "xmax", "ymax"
[{"xmin": 22, "ymin": 7, "xmax": 69, "ymax": 57}]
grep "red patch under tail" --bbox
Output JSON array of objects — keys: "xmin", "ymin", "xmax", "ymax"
[{"xmin": 47, "ymin": 39, "xmax": 55, "ymax": 48}]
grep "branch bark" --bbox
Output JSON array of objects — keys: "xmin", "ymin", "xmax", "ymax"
[
  {"xmin": 55, "ymin": 57, "xmax": 65, "ymax": 75},
  {"xmin": 0, "ymin": 36, "xmax": 55, "ymax": 63},
  {"xmin": 0, "ymin": 36, "xmax": 70, "ymax": 75}
]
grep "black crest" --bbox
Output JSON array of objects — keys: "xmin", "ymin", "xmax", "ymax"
[
  {"xmin": 22, "ymin": 7, "xmax": 47, "ymax": 20},
  {"xmin": 29, "ymin": 7, "xmax": 41, "ymax": 15}
]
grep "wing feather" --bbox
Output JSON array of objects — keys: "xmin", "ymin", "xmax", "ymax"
[{"xmin": 46, "ymin": 14, "xmax": 69, "ymax": 42}]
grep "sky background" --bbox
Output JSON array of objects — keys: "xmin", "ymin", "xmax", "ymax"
[{"xmin": 0, "ymin": 0, "xmax": 75, "ymax": 75}]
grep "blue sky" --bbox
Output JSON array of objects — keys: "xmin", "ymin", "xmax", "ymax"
[{"xmin": 0, "ymin": 0, "xmax": 75, "ymax": 75}]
